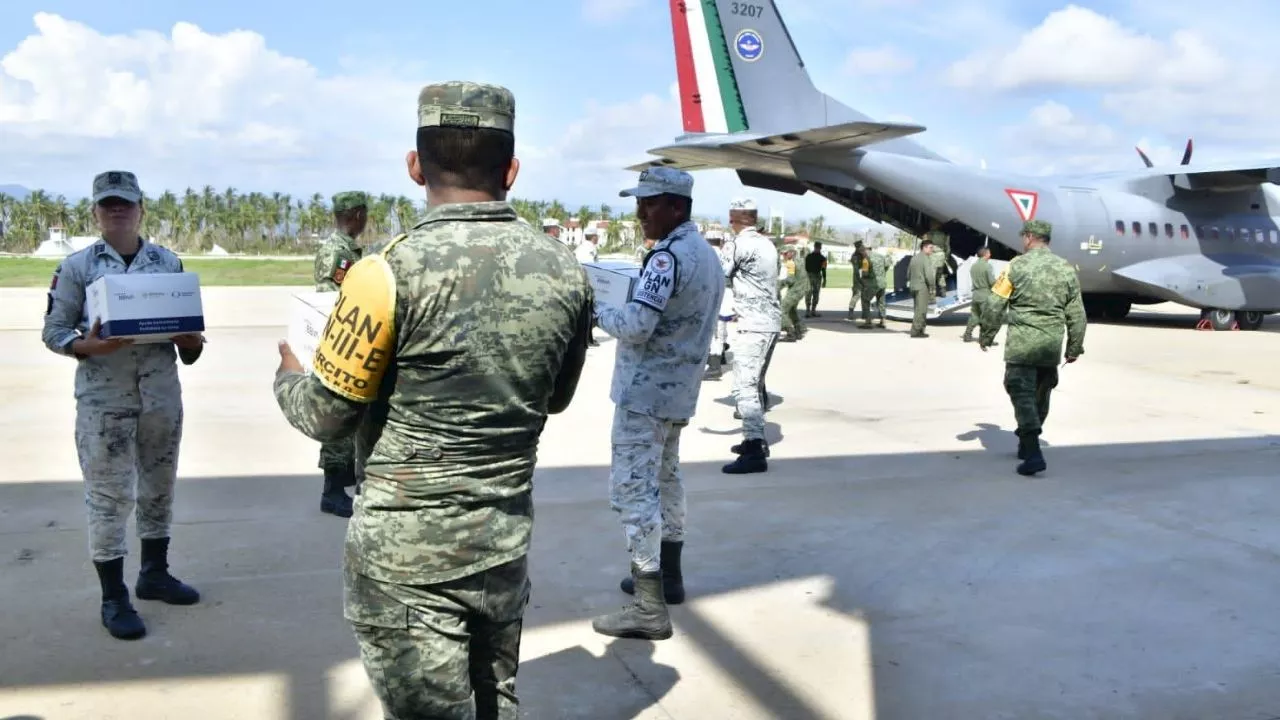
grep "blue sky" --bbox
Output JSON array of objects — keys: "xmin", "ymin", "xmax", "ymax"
[{"xmin": 1, "ymin": 0, "xmax": 1276, "ymax": 226}]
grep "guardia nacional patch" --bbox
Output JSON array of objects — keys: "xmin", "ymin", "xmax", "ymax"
[
  {"xmin": 633, "ymin": 249, "xmax": 677, "ymax": 312},
  {"xmin": 314, "ymin": 256, "xmax": 396, "ymax": 403}
]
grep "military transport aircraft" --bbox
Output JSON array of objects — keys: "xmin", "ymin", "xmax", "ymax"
[{"xmin": 627, "ymin": 0, "xmax": 1280, "ymax": 331}]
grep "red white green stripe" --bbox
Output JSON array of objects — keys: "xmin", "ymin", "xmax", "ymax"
[{"xmin": 669, "ymin": 0, "xmax": 749, "ymax": 134}]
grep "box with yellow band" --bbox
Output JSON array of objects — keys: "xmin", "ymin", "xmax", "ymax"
[
  {"xmin": 312, "ymin": 253, "xmax": 397, "ymax": 403},
  {"xmin": 991, "ymin": 270, "xmax": 1013, "ymax": 299}
]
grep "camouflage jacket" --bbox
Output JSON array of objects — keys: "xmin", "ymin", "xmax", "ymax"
[
  {"xmin": 979, "ymin": 246, "xmax": 1087, "ymax": 366},
  {"xmin": 41, "ymin": 237, "xmax": 203, "ymax": 403},
  {"xmin": 851, "ymin": 251, "xmax": 890, "ymax": 292},
  {"xmin": 313, "ymin": 231, "xmax": 362, "ymax": 292},
  {"xmin": 274, "ymin": 201, "xmax": 593, "ymax": 585},
  {"xmin": 723, "ymin": 226, "xmax": 781, "ymax": 333},
  {"xmin": 596, "ymin": 219, "xmax": 724, "ymax": 420}
]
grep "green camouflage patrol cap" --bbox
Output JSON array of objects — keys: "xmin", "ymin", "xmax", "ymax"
[
  {"xmin": 92, "ymin": 170, "xmax": 142, "ymax": 203},
  {"xmin": 417, "ymin": 81, "xmax": 515, "ymax": 132},
  {"xmin": 1021, "ymin": 219, "xmax": 1052, "ymax": 240},
  {"xmin": 332, "ymin": 191, "xmax": 368, "ymax": 213}
]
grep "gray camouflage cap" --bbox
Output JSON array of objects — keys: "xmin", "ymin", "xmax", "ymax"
[
  {"xmin": 92, "ymin": 170, "xmax": 142, "ymax": 204},
  {"xmin": 418, "ymin": 81, "xmax": 515, "ymax": 132}
]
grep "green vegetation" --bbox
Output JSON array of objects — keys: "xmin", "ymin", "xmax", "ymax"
[
  {"xmin": 0, "ymin": 186, "xmax": 859, "ymax": 255},
  {"xmin": 0, "ymin": 257, "xmax": 314, "ymax": 287}
]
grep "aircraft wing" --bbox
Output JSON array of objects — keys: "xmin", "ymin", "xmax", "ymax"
[
  {"xmin": 1143, "ymin": 158, "xmax": 1280, "ymax": 191},
  {"xmin": 624, "ymin": 120, "xmax": 927, "ymax": 173}
]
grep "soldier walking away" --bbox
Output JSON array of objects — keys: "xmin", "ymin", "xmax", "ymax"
[
  {"xmin": 593, "ymin": 166, "xmax": 723, "ymax": 639},
  {"xmin": 42, "ymin": 170, "xmax": 205, "ymax": 641},
  {"xmin": 978, "ymin": 220, "xmax": 1087, "ymax": 476},
  {"xmin": 907, "ymin": 239, "xmax": 936, "ymax": 337},
  {"xmin": 852, "ymin": 242, "xmax": 889, "ymax": 328},
  {"xmin": 804, "ymin": 241, "xmax": 827, "ymax": 316},
  {"xmin": 312, "ymin": 191, "xmax": 369, "ymax": 517},
  {"xmin": 274, "ymin": 81, "xmax": 593, "ymax": 718},
  {"xmin": 962, "ymin": 245, "xmax": 997, "ymax": 344},
  {"xmin": 925, "ymin": 220, "xmax": 953, "ymax": 295},
  {"xmin": 780, "ymin": 248, "xmax": 809, "ymax": 340},
  {"xmin": 722, "ymin": 197, "xmax": 781, "ymax": 473}
]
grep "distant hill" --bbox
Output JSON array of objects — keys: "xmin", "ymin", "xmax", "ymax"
[{"xmin": 0, "ymin": 184, "xmax": 30, "ymax": 200}]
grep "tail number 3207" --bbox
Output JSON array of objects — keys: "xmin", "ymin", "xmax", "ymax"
[{"xmin": 732, "ymin": 3, "xmax": 764, "ymax": 17}]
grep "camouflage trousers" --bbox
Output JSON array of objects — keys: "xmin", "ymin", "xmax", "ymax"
[
  {"xmin": 609, "ymin": 408, "xmax": 688, "ymax": 573},
  {"xmin": 74, "ymin": 402, "xmax": 183, "ymax": 562},
  {"xmin": 805, "ymin": 272, "xmax": 823, "ymax": 311},
  {"xmin": 345, "ymin": 555, "xmax": 531, "ymax": 720},
  {"xmin": 911, "ymin": 290, "xmax": 931, "ymax": 334},
  {"xmin": 732, "ymin": 330, "xmax": 778, "ymax": 440},
  {"xmin": 1003, "ymin": 363, "xmax": 1059, "ymax": 437},
  {"xmin": 781, "ymin": 288, "xmax": 806, "ymax": 336},
  {"xmin": 859, "ymin": 287, "xmax": 885, "ymax": 322}
]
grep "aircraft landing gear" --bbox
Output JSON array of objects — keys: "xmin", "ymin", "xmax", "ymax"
[{"xmin": 1195, "ymin": 309, "xmax": 1265, "ymax": 331}]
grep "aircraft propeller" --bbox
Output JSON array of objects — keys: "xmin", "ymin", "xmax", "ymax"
[{"xmin": 1136, "ymin": 138, "xmax": 1193, "ymax": 168}]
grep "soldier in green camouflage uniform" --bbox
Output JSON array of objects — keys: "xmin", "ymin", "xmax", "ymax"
[
  {"xmin": 273, "ymin": 81, "xmax": 593, "ymax": 719},
  {"xmin": 312, "ymin": 191, "xmax": 368, "ymax": 517},
  {"xmin": 780, "ymin": 248, "xmax": 809, "ymax": 340},
  {"xmin": 925, "ymin": 220, "xmax": 952, "ymax": 295},
  {"xmin": 962, "ymin": 245, "xmax": 996, "ymax": 343},
  {"xmin": 850, "ymin": 242, "xmax": 889, "ymax": 328},
  {"xmin": 979, "ymin": 220, "xmax": 1086, "ymax": 476}
]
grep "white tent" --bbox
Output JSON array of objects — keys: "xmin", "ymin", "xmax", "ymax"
[{"xmin": 32, "ymin": 227, "xmax": 97, "ymax": 257}]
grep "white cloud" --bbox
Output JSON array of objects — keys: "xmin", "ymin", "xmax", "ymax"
[
  {"xmin": 945, "ymin": 5, "xmax": 1229, "ymax": 91},
  {"xmin": 843, "ymin": 46, "xmax": 915, "ymax": 76},
  {"xmin": 580, "ymin": 0, "xmax": 642, "ymax": 24}
]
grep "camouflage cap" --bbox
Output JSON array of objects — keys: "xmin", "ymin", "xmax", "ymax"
[
  {"xmin": 92, "ymin": 171, "xmax": 142, "ymax": 204},
  {"xmin": 417, "ymin": 81, "xmax": 515, "ymax": 132},
  {"xmin": 1021, "ymin": 219, "xmax": 1052, "ymax": 239},
  {"xmin": 332, "ymin": 191, "xmax": 368, "ymax": 213}
]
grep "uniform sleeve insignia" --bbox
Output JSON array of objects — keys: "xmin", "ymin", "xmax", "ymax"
[
  {"xmin": 332, "ymin": 258, "xmax": 352, "ymax": 284},
  {"xmin": 314, "ymin": 256, "xmax": 396, "ymax": 403}
]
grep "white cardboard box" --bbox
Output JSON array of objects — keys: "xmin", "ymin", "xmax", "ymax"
[
  {"xmin": 581, "ymin": 262, "xmax": 639, "ymax": 308},
  {"xmin": 288, "ymin": 291, "xmax": 338, "ymax": 371},
  {"xmin": 86, "ymin": 272, "xmax": 205, "ymax": 343}
]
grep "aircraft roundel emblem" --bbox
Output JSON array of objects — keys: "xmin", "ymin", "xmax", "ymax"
[{"xmin": 735, "ymin": 30, "xmax": 763, "ymax": 62}]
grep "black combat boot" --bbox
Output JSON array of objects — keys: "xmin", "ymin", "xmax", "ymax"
[
  {"xmin": 321, "ymin": 466, "xmax": 355, "ymax": 517},
  {"xmin": 136, "ymin": 537, "xmax": 200, "ymax": 605},
  {"xmin": 730, "ymin": 439, "xmax": 770, "ymax": 458},
  {"xmin": 620, "ymin": 541, "xmax": 685, "ymax": 604},
  {"xmin": 720, "ymin": 342, "xmax": 729, "ymax": 365},
  {"xmin": 593, "ymin": 564, "xmax": 673, "ymax": 640},
  {"xmin": 1016, "ymin": 434, "xmax": 1047, "ymax": 476},
  {"xmin": 94, "ymin": 557, "xmax": 146, "ymax": 640},
  {"xmin": 722, "ymin": 439, "xmax": 768, "ymax": 474},
  {"xmin": 703, "ymin": 355, "xmax": 723, "ymax": 381}
]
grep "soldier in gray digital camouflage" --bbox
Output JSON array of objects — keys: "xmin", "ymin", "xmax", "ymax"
[
  {"xmin": 272, "ymin": 81, "xmax": 593, "ymax": 718},
  {"xmin": 312, "ymin": 190, "xmax": 369, "ymax": 518},
  {"xmin": 907, "ymin": 238, "xmax": 936, "ymax": 338},
  {"xmin": 978, "ymin": 219, "xmax": 1087, "ymax": 476},
  {"xmin": 851, "ymin": 241, "xmax": 889, "ymax": 329},
  {"xmin": 42, "ymin": 170, "xmax": 205, "ymax": 641},
  {"xmin": 962, "ymin": 244, "xmax": 996, "ymax": 344},
  {"xmin": 595, "ymin": 166, "xmax": 724, "ymax": 640},
  {"xmin": 722, "ymin": 197, "xmax": 781, "ymax": 473}
]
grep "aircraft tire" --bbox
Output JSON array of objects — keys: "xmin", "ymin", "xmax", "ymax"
[
  {"xmin": 1201, "ymin": 308, "xmax": 1238, "ymax": 331},
  {"xmin": 1238, "ymin": 311, "xmax": 1265, "ymax": 331}
]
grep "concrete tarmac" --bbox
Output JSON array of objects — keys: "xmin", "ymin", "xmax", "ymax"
[{"xmin": 3, "ymin": 286, "xmax": 1280, "ymax": 719}]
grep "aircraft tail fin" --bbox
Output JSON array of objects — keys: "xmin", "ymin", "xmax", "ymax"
[{"xmin": 668, "ymin": 0, "xmax": 944, "ymax": 160}]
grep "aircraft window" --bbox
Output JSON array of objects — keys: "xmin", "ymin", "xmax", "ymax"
[
  {"xmin": 1180, "ymin": 224, "xmax": 1189, "ymax": 239},
  {"xmin": 1115, "ymin": 220, "xmax": 1125, "ymax": 235},
  {"xmin": 1164, "ymin": 223, "xmax": 1174, "ymax": 237},
  {"xmin": 1210, "ymin": 227, "xmax": 1219, "ymax": 239},
  {"xmin": 1195, "ymin": 225, "xmax": 1204, "ymax": 239},
  {"xmin": 1271, "ymin": 230, "xmax": 1278, "ymax": 243},
  {"xmin": 1132, "ymin": 221, "xmax": 1142, "ymax": 235},
  {"xmin": 1257, "ymin": 229, "xmax": 1266, "ymax": 243},
  {"xmin": 1226, "ymin": 226, "xmax": 1235, "ymax": 240},
  {"xmin": 1148, "ymin": 222, "xmax": 1158, "ymax": 236}
]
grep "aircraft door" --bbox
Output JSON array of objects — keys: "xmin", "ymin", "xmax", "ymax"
[{"xmin": 1064, "ymin": 189, "xmax": 1109, "ymax": 271}]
